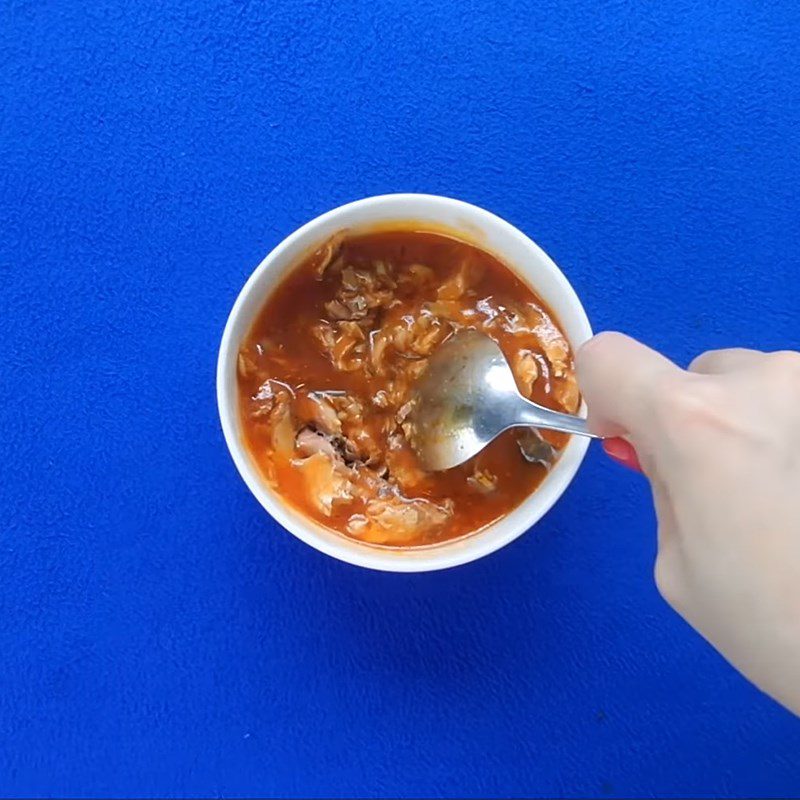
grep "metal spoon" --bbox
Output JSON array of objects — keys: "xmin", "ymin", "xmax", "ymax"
[{"xmin": 407, "ymin": 329, "xmax": 599, "ymax": 471}]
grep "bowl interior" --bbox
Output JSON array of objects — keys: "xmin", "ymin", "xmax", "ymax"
[{"xmin": 217, "ymin": 194, "xmax": 592, "ymax": 571}]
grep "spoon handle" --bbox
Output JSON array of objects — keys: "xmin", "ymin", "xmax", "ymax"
[{"xmin": 516, "ymin": 398, "xmax": 602, "ymax": 439}]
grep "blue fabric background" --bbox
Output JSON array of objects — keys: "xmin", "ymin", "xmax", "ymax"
[{"xmin": 2, "ymin": 1, "xmax": 800, "ymax": 797}]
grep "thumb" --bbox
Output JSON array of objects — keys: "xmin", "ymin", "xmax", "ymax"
[{"xmin": 576, "ymin": 332, "xmax": 683, "ymax": 445}]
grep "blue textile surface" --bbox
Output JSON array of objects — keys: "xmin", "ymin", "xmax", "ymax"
[{"xmin": 2, "ymin": 1, "xmax": 799, "ymax": 796}]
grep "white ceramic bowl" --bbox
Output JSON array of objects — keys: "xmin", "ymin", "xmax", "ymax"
[{"xmin": 217, "ymin": 194, "xmax": 592, "ymax": 572}]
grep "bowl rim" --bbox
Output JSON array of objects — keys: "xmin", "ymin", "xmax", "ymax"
[{"xmin": 217, "ymin": 193, "xmax": 592, "ymax": 572}]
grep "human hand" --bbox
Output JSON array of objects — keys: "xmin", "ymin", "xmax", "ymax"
[{"xmin": 577, "ymin": 332, "xmax": 800, "ymax": 713}]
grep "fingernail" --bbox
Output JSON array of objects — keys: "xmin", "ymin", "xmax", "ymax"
[{"xmin": 603, "ymin": 438, "xmax": 642, "ymax": 472}]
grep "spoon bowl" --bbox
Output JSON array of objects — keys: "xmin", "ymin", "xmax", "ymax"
[{"xmin": 408, "ymin": 330, "xmax": 598, "ymax": 471}]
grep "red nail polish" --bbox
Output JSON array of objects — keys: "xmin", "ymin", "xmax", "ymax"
[{"xmin": 603, "ymin": 438, "xmax": 642, "ymax": 472}]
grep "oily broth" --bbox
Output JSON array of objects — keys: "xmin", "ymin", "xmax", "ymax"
[{"xmin": 237, "ymin": 228, "xmax": 577, "ymax": 546}]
